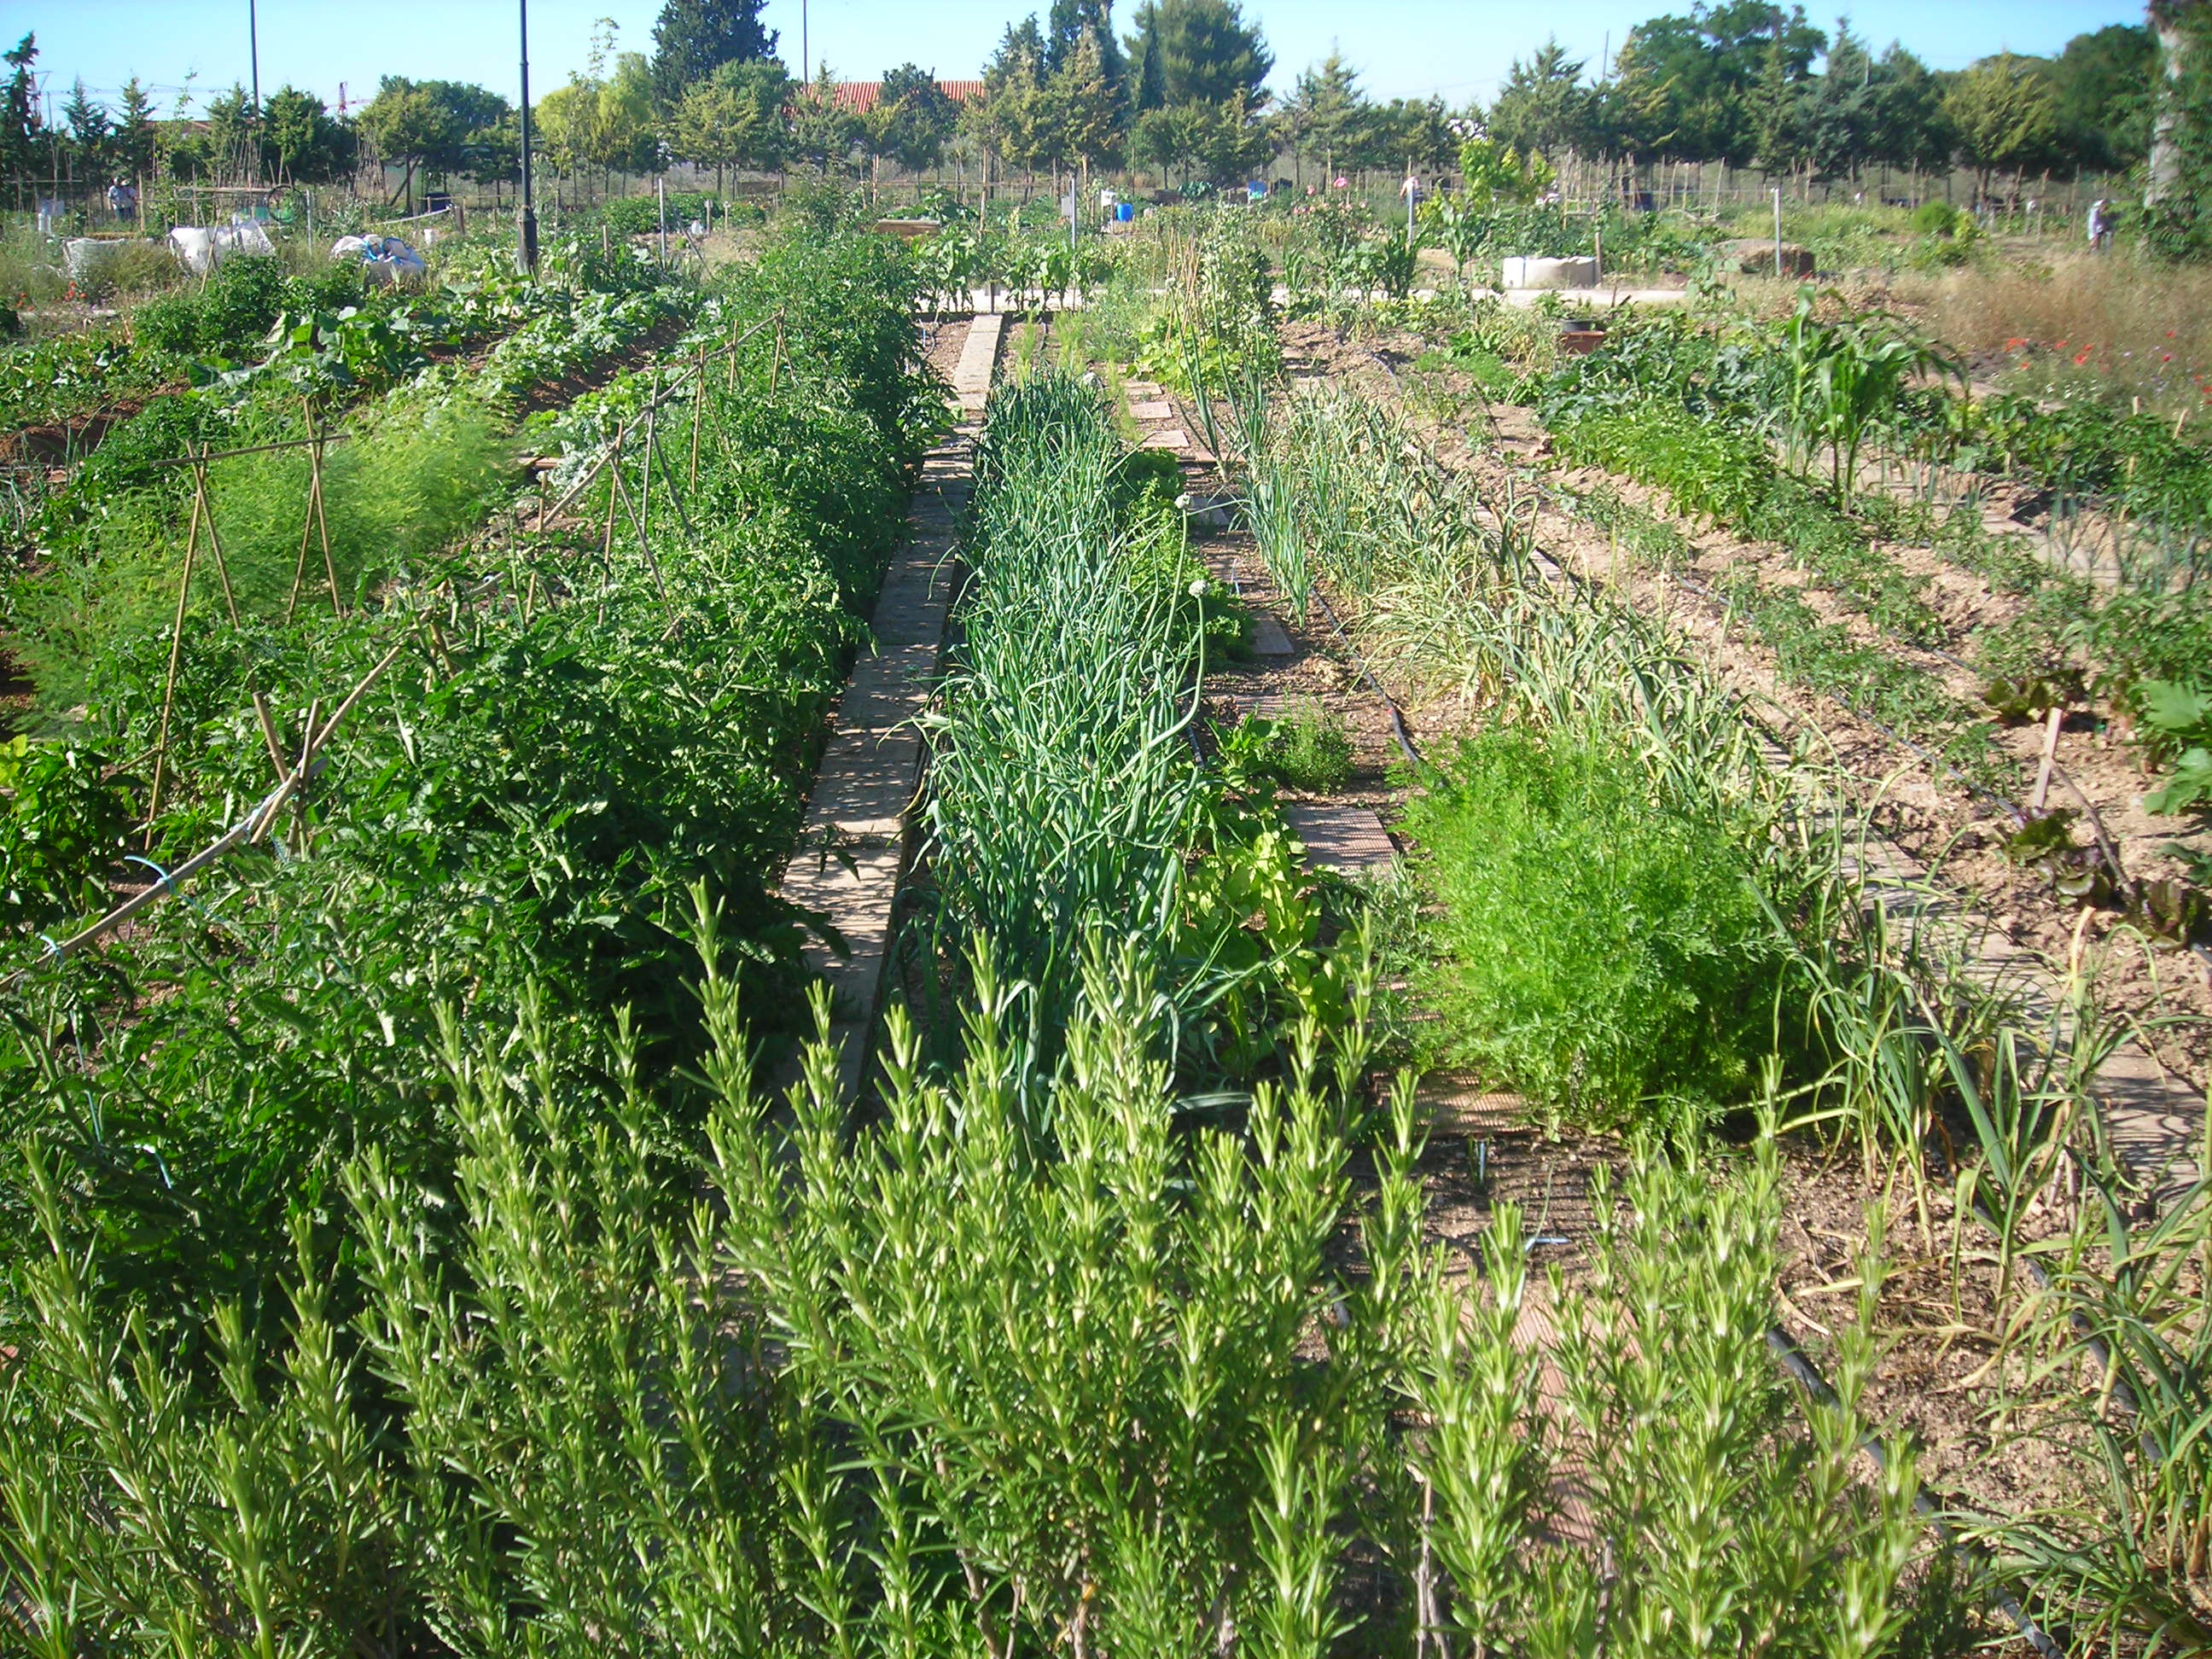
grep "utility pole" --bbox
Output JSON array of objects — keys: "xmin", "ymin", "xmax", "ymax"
[
  {"xmin": 802, "ymin": 0, "xmax": 810, "ymax": 84},
  {"xmin": 248, "ymin": 0, "xmax": 262, "ymax": 182},
  {"xmin": 518, "ymin": 0, "xmax": 538, "ymax": 272}
]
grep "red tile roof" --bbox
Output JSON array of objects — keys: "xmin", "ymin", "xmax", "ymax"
[{"xmin": 828, "ymin": 79, "xmax": 984, "ymax": 113}]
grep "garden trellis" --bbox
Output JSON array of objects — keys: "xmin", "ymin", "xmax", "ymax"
[{"xmin": 11, "ymin": 302, "xmax": 792, "ymax": 990}]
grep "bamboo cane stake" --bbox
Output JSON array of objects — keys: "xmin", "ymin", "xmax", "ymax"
[
  {"xmin": 144, "ymin": 451, "xmax": 213, "ymax": 838},
  {"xmin": 690, "ymin": 344, "xmax": 707, "ymax": 488},
  {"xmin": 13, "ymin": 640, "xmax": 407, "ymax": 987},
  {"xmin": 190, "ymin": 451, "xmax": 246, "ymax": 628},
  {"xmin": 189, "ymin": 447, "xmax": 300, "ymax": 793},
  {"xmin": 608, "ymin": 436, "xmax": 675, "ymax": 608},
  {"xmin": 310, "ymin": 405, "xmax": 341, "ymax": 617}
]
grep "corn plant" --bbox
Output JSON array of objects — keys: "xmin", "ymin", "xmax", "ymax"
[{"xmin": 1773, "ymin": 289, "xmax": 1965, "ymax": 506}]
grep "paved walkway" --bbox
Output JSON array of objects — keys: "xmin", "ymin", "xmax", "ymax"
[{"xmin": 777, "ymin": 321, "xmax": 995, "ymax": 1103}]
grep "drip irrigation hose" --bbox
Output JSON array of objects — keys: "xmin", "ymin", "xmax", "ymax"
[
  {"xmin": 1307, "ymin": 585, "xmax": 1424, "ymax": 770},
  {"xmin": 1765, "ymin": 1323, "xmax": 2065, "ymax": 1659}
]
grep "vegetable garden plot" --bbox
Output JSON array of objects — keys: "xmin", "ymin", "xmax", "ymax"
[
  {"xmin": 1287, "ymin": 311, "xmax": 2212, "ymax": 1105},
  {"xmin": 0, "ymin": 222, "xmax": 940, "ymax": 1500},
  {"xmin": 1231, "ymin": 301, "xmax": 2209, "ymax": 1650}
]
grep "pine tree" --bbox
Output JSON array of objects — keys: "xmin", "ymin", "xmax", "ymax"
[
  {"xmin": 62, "ymin": 78, "xmax": 112, "ymax": 179},
  {"xmin": 1, "ymin": 34, "xmax": 39, "ymax": 185},
  {"xmin": 1487, "ymin": 39, "xmax": 1598, "ymax": 166},
  {"xmin": 1121, "ymin": 0, "xmax": 1270, "ymax": 113},
  {"xmin": 650, "ymin": 0, "xmax": 779, "ymax": 107},
  {"xmin": 115, "ymin": 78, "xmax": 158, "ymax": 184},
  {"xmin": 1945, "ymin": 52, "xmax": 2058, "ymax": 199},
  {"xmin": 1047, "ymin": 32, "xmax": 1122, "ymax": 172},
  {"xmin": 1288, "ymin": 51, "xmax": 1367, "ymax": 178},
  {"xmin": 1046, "ymin": 0, "xmax": 1124, "ymax": 89},
  {"xmin": 869, "ymin": 64, "xmax": 957, "ymax": 174}
]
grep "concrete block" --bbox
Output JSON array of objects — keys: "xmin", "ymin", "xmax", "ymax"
[{"xmin": 1502, "ymin": 255, "xmax": 1598, "ymax": 289}]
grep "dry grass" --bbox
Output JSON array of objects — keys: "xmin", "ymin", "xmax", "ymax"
[{"xmin": 1904, "ymin": 252, "xmax": 2212, "ymax": 416}]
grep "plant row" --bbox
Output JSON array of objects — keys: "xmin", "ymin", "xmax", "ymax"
[
  {"xmin": 0, "ymin": 224, "xmax": 935, "ymax": 1363},
  {"xmin": 1230, "ymin": 362, "xmax": 2209, "ymax": 1647}
]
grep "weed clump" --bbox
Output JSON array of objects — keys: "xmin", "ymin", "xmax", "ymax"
[
  {"xmin": 1216, "ymin": 702, "xmax": 1354, "ymax": 795},
  {"xmin": 1404, "ymin": 726, "xmax": 1791, "ymax": 1126}
]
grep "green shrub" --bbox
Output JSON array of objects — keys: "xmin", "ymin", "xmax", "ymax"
[
  {"xmin": 128, "ymin": 286, "xmax": 205, "ymax": 357},
  {"xmin": 129, "ymin": 256, "xmax": 362, "ymax": 362},
  {"xmin": 1403, "ymin": 727, "xmax": 1791, "ymax": 1124},
  {"xmin": 595, "ymin": 192, "xmax": 715, "ymax": 236},
  {"xmin": 1217, "ymin": 703, "xmax": 1354, "ymax": 794},
  {"xmin": 1911, "ymin": 201, "xmax": 1963, "ymax": 237},
  {"xmin": 0, "ymin": 736, "xmax": 135, "ymax": 934}
]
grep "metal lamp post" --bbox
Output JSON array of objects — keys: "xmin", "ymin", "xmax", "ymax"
[{"xmin": 518, "ymin": 0, "xmax": 538, "ymax": 272}]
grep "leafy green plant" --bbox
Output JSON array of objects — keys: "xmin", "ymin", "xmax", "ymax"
[
  {"xmin": 1403, "ymin": 726, "xmax": 1794, "ymax": 1126},
  {"xmin": 0, "ymin": 735, "xmax": 135, "ymax": 934},
  {"xmin": 1214, "ymin": 702, "xmax": 1354, "ymax": 795},
  {"xmin": 1773, "ymin": 289, "xmax": 1964, "ymax": 505},
  {"xmin": 2136, "ymin": 679, "xmax": 2212, "ymax": 816},
  {"xmin": 930, "ymin": 373, "xmax": 1336, "ymax": 1088}
]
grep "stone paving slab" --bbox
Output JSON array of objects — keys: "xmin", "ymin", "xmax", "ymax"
[
  {"xmin": 1143, "ymin": 428, "xmax": 1191, "ymax": 451},
  {"xmin": 1249, "ymin": 609, "xmax": 1295, "ymax": 656},
  {"xmin": 779, "ymin": 409, "xmax": 977, "ymax": 1103},
  {"xmin": 1284, "ymin": 802, "xmax": 1398, "ymax": 874},
  {"xmin": 952, "ymin": 314, "xmax": 1004, "ymax": 412},
  {"xmin": 1129, "ymin": 399, "xmax": 1177, "ymax": 421}
]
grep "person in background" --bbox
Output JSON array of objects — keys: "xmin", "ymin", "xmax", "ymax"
[
  {"xmin": 107, "ymin": 178, "xmax": 138, "ymax": 223},
  {"xmin": 2087, "ymin": 197, "xmax": 2113, "ymax": 250}
]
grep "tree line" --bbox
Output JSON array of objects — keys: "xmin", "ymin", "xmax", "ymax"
[{"xmin": 7, "ymin": 0, "xmax": 2209, "ymax": 240}]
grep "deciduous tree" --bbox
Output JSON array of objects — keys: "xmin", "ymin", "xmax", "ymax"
[
  {"xmin": 1945, "ymin": 51, "xmax": 2058, "ymax": 196},
  {"xmin": 667, "ymin": 58, "xmax": 789, "ymax": 183},
  {"xmin": 361, "ymin": 77, "xmax": 510, "ymax": 207},
  {"xmin": 265, "ymin": 86, "xmax": 353, "ymax": 184}
]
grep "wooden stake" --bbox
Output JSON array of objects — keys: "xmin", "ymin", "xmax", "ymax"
[
  {"xmin": 310, "ymin": 408, "xmax": 341, "ymax": 616},
  {"xmin": 189, "ymin": 452, "xmax": 245, "ymax": 628},
  {"xmin": 690, "ymin": 344, "xmax": 707, "ymax": 488},
  {"xmin": 608, "ymin": 441, "xmax": 674, "ymax": 608},
  {"xmin": 144, "ymin": 467, "xmax": 207, "ymax": 837},
  {"xmin": 2030, "ymin": 704, "xmax": 2064, "ymax": 814}
]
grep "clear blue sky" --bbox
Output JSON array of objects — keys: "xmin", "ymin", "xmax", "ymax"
[{"xmin": 7, "ymin": 0, "xmax": 2146, "ymax": 119}]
